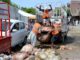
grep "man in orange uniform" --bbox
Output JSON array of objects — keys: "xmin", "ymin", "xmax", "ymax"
[
  {"xmin": 51, "ymin": 22, "xmax": 61, "ymax": 48},
  {"xmin": 27, "ymin": 21, "xmax": 42, "ymax": 47},
  {"xmin": 37, "ymin": 4, "xmax": 52, "ymax": 23},
  {"xmin": 37, "ymin": 4, "xmax": 52, "ymax": 18}
]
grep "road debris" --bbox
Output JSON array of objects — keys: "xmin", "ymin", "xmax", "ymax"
[
  {"xmin": 12, "ymin": 44, "xmax": 62, "ymax": 60},
  {"xmin": 60, "ymin": 45, "xmax": 72, "ymax": 50},
  {"xmin": 24, "ymin": 55, "xmax": 35, "ymax": 60},
  {"xmin": 35, "ymin": 49, "xmax": 62, "ymax": 60},
  {"xmin": 0, "ymin": 44, "xmax": 62, "ymax": 60},
  {"xmin": 21, "ymin": 44, "xmax": 33, "ymax": 53},
  {"xmin": 12, "ymin": 52, "xmax": 30, "ymax": 60},
  {"xmin": 0, "ymin": 54, "xmax": 12, "ymax": 60}
]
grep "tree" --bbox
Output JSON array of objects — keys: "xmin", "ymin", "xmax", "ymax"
[
  {"xmin": 67, "ymin": 3, "xmax": 71, "ymax": 17},
  {"xmin": 11, "ymin": 3, "xmax": 19, "ymax": 8},
  {"xmin": 0, "ymin": 0, "xmax": 19, "ymax": 8},
  {"xmin": 54, "ymin": 7, "xmax": 61, "ymax": 16},
  {"xmin": 67, "ymin": 8, "xmax": 71, "ymax": 17},
  {"xmin": 62, "ymin": 5, "xmax": 71, "ymax": 17},
  {"xmin": 21, "ymin": 7, "xmax": 36, "ymax": 14},
  {"xmin": 0, "ymin": 0, "xmax": 11, "ymax": 4},
  {"xmin": 0, "ymin": 0, "xmax": 36, "ymax": 14}
]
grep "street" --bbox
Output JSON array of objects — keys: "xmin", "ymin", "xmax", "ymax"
[
  {"xmin": 1, "ymin": 0, "xmax": 80, "ymax": 60},
  {"xmin": 11, "ymin": 25, "xmax": 80, "ymax": 60},
  {"xmin": 58, "ymin": 25, "xmax": 80, "ymax": 60}
]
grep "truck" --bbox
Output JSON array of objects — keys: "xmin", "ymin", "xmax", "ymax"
[
  {"xmin": 36, "ymin": 5, "xmax": 69, "ymax": 43},
  {"xmin": 70, "ymin": 0, "xmax": 80, "ymax": 25},
  {"xmin": 0, "ymin": 1, "xmax": 11, "ymax": 53}
]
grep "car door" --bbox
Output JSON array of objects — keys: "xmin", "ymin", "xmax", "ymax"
[
  {"xmin": 19, "ymin": 22, "xmax": 27, "ymax": 42},
  {"xmin": 11, "ymin": 23, "xmax": 21, "ymax": 47}
]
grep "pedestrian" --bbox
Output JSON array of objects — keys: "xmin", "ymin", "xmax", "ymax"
[{"xmin": 27, "ymin": 21, "xmax": 42, "ymax": 47}]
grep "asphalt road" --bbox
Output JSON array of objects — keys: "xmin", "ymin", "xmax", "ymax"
[{"xmin": 58, "ymin": 26, "xmax": 80, "ymax": 60}]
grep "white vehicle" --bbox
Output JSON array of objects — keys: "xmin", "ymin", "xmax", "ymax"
[{"xmin": 2, "ymin": 19, "xmax": 29, "ymax": 47}]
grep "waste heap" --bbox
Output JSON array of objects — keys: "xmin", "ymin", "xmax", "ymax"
[
  {"xmin": 35, "ymin": 49, "xmax": 61, "ymax": 60},
  {"xmin": 0, "ymin": 44, "xmax": 62, "ymax": 60},
  {"xmin": 0, "ymin": 54, "xmax": 12, "ymax": 60}
]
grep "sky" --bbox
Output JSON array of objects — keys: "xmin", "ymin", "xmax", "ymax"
[{"xmin": 11, "ymin": 0, "xmax": 71, "ymax": 8}]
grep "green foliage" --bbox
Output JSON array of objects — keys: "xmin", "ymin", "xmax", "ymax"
[
  {"xmin": 11, "ymin": 3, "xmax": 19, "ymax": 8},
  {"xmin": 0, "ymin": 0, "xmax": 19, "ymax": 8},
  {"xmin": 0, "ymin": 0, "xmax": 11, "ymax": 4},
  {"xmin": 67, "ymin": 8, "xmax": 71, "ymax": 16},
  {"xmin": 21, "ymin": 7, "xmax": 36, "ymax": 14},
  {"xmin": 62, "ymin": 5, "xmax": 71, "ymax": 16},
  {"xmin": 0, "ymin": 0, "xmax": 36, "ymax": 14},
  {"xmin": 54, "ymin": 5, "xmax": 71, "ymax": 17},
  {"xmin": 54, "ymin": 7, "xmax": 61, "ymax": 16}
]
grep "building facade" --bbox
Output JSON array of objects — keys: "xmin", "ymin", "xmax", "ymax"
[
  {"xmin": 0, "ymin": 3, "xmax": 28, "ymax": 22},
  {"xmin": 70, "ymin": 0, "xmax": 80, "ymax": 16}
]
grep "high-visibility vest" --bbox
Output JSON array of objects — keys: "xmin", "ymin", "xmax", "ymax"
[
  {"xmin": 42, "ymin": 10, "xmax": 50, "ymax": 19},
  {"xmin": 52, "ymin": 23, "xmax": 61, "ymax": 35},
  {"xmin": 32, "ymin": 23, "xmax": 41, "ymax": 34}
]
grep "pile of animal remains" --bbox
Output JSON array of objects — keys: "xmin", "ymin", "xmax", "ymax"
[
  {"xmin": 0, "ymin": 44, "xmax": 62, "ymax": 60},
  {"xmin": 35, "ymin": 49, "xmax": 61, "ymax": 60}
]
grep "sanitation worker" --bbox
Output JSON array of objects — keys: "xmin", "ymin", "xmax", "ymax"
[
  {"xmin": 27, "ymin": 21, "xmax": 42, "ymax": 47},
  {"xmin": 37, "ymin": 4, "xmax": 52, "ymax": 23},
  {"xmin": 51, "ymin": 22, "xmax": 61, "ymax": 48}
]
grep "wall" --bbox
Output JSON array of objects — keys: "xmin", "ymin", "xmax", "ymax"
[
  {"xmin": 10, "ymin": 6, "xmax": 28, "ymax": 23},
  {"xmin": 70, "ymin": 0, "xmax": 80, "ymax": 16},
  {"xmin": 0, "ymin": 3, "xmax": 28, "ymax": 23}
]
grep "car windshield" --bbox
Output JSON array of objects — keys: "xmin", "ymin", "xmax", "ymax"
[{"xmin": 2, "ymin": 21, "xmax": 12, "ymax": 31}]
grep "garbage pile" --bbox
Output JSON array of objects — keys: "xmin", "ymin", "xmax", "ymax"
[
  {"xmin": 12, "ymin": 44, "xmax": 62, "ymax": 60},
  {"xmin": 0, "ymin": 44, "xmax": 62, "ymax": 60},
  {"xmin": 12, "ymin": 44, "xmax": 35, "ymax": 60},
  {"xmin": 35, "ymin": 49, "xmax": 61, "ymax": 60},
  {"xmin": 0, "ymin": 54, "xmax": 12, "ymax": 60}
]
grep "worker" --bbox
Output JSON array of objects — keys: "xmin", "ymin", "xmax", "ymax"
[
  {"xmin": 27, "ymin": 21, "xmax": 42, "ymax": 47},
  {"xmin": 37, "ymin": 4, "xmax": 52, "ymax": 23},
  {"xmin": 51, "ymin": 22, "xmax": 61, "ymax": 48}
]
